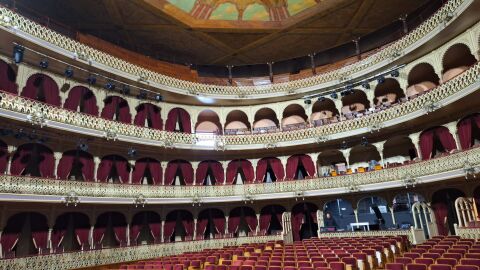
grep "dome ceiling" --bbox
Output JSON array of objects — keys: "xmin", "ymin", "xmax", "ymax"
[{"xmin": 12, "ymin": 0, "xmax": 432, "ymax": 65}]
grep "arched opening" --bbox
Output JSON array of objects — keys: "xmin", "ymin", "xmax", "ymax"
[
  {"xmin": 253, "ymin": 108, "xmax": 279, "ymax": 133},
  {"xmin": 419, "ymin": 126, "xmax": 457, "ymax": 159},
  {"xmin": 94, "ymin": 212, "xmax": 127, "ymax": 248},
  {"xmin": 323, "ymin": 199, "xmax": 355, "ymax": 231},
  {"xmin": 374, "ymin": 78, "xmax": 405, "ymax": 107},
  {"xmin": 164, "ymin": 210, "xmax": 193, "ymax": 242},
  {"xmin": 164, "ymin": 160, "xmax": 193, "ymax": 186},
  {"xmin": 282, "ymin": 104, "xmax": 308, "ymax": 131},
  {"xmin": 260, "ymin": 205, "xmax": 285, "ymax": 235},
  {"xmin": 457, "ymin": 113, "xmax": 480, "ymax": 150},
  {"xmin": 132, "ymin": 158, "xmax": 162, "ymax": 185},
  {"xmin": 2, "ymin": 212, "xmax": 49, "ymax": 257},
  {"xmin": 357, "ymin": 196, "xmax": 392, "ymax": 229},
  {"xmin": 393, "ymin": 192, "xmax": 425, "ymax": 229},
  {"xmin": 196, "ymin": 110, "xmax": 222, "ymax": 134},
  {"xmin": 383, "ymin": 136, "xmax": 418, "ymax": 167},
  {"xmin": 406, "ymin": 63, "xmax": 439, "ymax": 98},
  {"xmin": 285, "ymin": 154, "xmax": 315, "ymax": 180},
  {"xmin": 64, "ymin": 86, "xmax": 98, "ymax": 116},
  {"xmin": 225, "ymin": 110, "xmax": 251, "ymax": 135},
  {"xmin": 442, "ymin": 43, "xmax": 476, "ymax": 83},
  {"xmin": 0, "ymin": 59, "xmax": 17, "ymax": 94},
  {"xmin": 349, "ymin": 144, "xmax": 381, "ymax": 173},
  {"xmin": 317, "ymin": 150, "xmax": 346, "ymax": 176},
  {"xmin": 341, "ymin": 90, "xmax": 370, "ymax": 118},
  {"xmin": 311, "ymin": 98, "xmax": 339, "ymax": 126},
  {"xmin": 0, "ymin": 140, "xmax": 7, "ymax": 174},
  {"xmin": 256, "ymin": 157, "xmax": 284, "ymax": 183},
  {"xmin": 431, "ymin": 188, "xmax": 465, "ymax": 235},
  {"xmin": 197, "ymin": 208, "xmax": 225, "ymax": 240},
  {"xmin": 52, "ymin": 212, "xmax": 90, "ymax": 253},
  {"xmin": 130, "ymin": 211, "xmax": 161, "ymax": 245},
  {"xmin": 100, "ymin": 96, "xmax": 131, "ymax": 123},
  {"xmin": 226, "ymin": 159, "xmax": 254, "ymax": 185},
  {"xmin": 134, "ymin": 103, "xmax": 163, "ymax": 130},
  {"xmin": 57, "ymin": 149, "xmax": 94, "ymax": 181},
  {"xmin": 292, "ymin": 202, "xmax": 318, "ymax": 241},
  {"xmin": 21, "ymin": 74, "xmax": 60, "ymax": 106},
  {"xmin": 96, "ymin": 155, "xmax": 131, "ymax": 184},
  {"xmin": 165, "ymin": 108, "xmax": 191, "ymax": 133},
  {"xmin": 10, "ymin": 143, "xmax": 54, "ymax": 178},
  {"xmin": 228, "ymin": 207, "xmax": 257, "ymax": 237},
  {"xmin": 196, "ymin": 160, "xmax": 224, "ymax": 186}
]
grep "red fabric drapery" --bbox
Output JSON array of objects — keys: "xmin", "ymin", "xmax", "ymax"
[
  {"xmin": 165, "ymin": 108, "xmax": 191, "ymax": 133},
  {"xmin": 97, "ymin": 156, "xmax": 129, "ymax": 183},
  {"xmin": 436, "ymin": 127, "xmax": 457, "ymax": 152},
  {"xmin": 228, "ymin": 207, "xmax": 256, "ymax": 234},
  {"xmin": 0, "ymin": 142, "xmax": 8, "ymax": 174},
  {"xmin": 419, "ymin": 130, "xmax": 434, "ymax": 160},
  {"xmin": 149, "ymin": 223, "xmax": 161, "ymax": 243},
  {"xmin": 164, "ymin": 160, "xmax": 193, "ymax": 185},
  {"xmin": 198, "ymin": 209, "xmax": 225, "ymax": 236},
  {"xmin": 458, "ymin": 115, "xmax": 480, "ymax": 150},
  {"xmin": 57, "ymin": 151, "xmax": 94, "ymax": 181},
  {"xmin": 21, "ymin": 74, "xmax": 61, "ymax": 106},
  {"xmin": 291, "ymin": 203, "xmax": 318, "ymax": 241},
  {"xmin": 93, "ymin": 228, "xmax": 105, "ymax": 248},
  {"xmin": 130, "ymin": 225, "xmax": 141, "ymax": 245},
  {"xmin": 51, "ymin": 230, "xmax": 66, "ymax": 250},
  {"xmin": 134, "ymin": 103, "xmax": 163, "ymax": 130},
  {"xmin": 255, "ymin": 158, "xmax": 284, "ymax": 182},
  {"xmin": 213, "ymin": 215, "xmax": 225, "ymax": 235},
  {"xmin": 226, "ymin": 160, "xmax": 254, "ymax": 184},
  {"xmin": 10, "ymin": 144, "xmax": 54, "ymax": 178},
  {"xmin": 260, "ymin": 206, "xmax": 285, "ymax": 231},
  {"xmin": 32, "ymin": 231, "xmax": 49, "ymax": 251},
  {"xmin": 163, "ymin": 220, "xmax": 175, "ymax": 241},
  {"xmin": 197, "ymin": 216, "xmax": 209, "ymax": 236},
  {"xmin": 101, "ymin": 96, "xmax": 131, "ymax": 124},
  {"xmin": 195, "ymin": 161, "xmax": 224, "ymax": 185},
  {"xmin": 420, "ymin": 127, "xmax": 457, "ymax": 159},
  {"xmin": 286, "ymin": 155, "xmax": 315, "ymax": 179},
  {"xmin": 0, "ymin": 233, "xmax": 19, "ymax": 253},
  {"xmin": 64, "ymin": 86, "xmax": 98, "ymax": 116},
  {"xmin": 0, "ymin": 61, "xmax": 17, "ymax": 94},
  {"xmin": 75, "ymin": 228, "xmax": 90, "ymax": 250},
  {"xmin": 132, "ymin": 158, "xmax": 162, "ymax": 185},
  {"xmin": 433, "ymin": 203, "xmax": 449, "ymax": 236},
  {"xmin": 182, "ymin": 218, "xmax": 194, "ymax": 237}
]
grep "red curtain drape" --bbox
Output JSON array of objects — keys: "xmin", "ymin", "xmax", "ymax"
[
  {"xmin": 115, "ymin": 159, "xmax": 129, "ymax": 184},
  {"xmin": 196, "ymin": 161, "xmax": 224, "ymax": 185},
  {"xmin": 93, "ymin": 228, "xmax": 105, "ymax": 248},
  {"xmin": 436, "ymin": 127, "xmax": 457, "ymax": 152},
  {"xmin": 75, "ymin": 228, "xmax": 90, "ymax": 249},
  {"xmin": 96, "ymin": 159, "xmax": 113, "ymax": 182},
  {"xmin": 255, "ymin": 159, "xmax": 268, "ymax": 182},
  {"xmin": 10, "ymin": 148, "xmax": 28, "ymax": 175},
  {"xmin": 256, "ymin": 158, "xmax": 284, "ymax": 182},
  {"xmin": 51, "ymin": 230, "xmax": 66, "ymax": 250},
  {"xmin": 245, "ymin": 213, "xmax": 257, "ymax": 232},
  {"xmin": 197, "ymin": 217, "xmax": 209, "ymax": 236},
  {"xmin": 149, "ymin": 223, "xmax": 161, "ymax": 242},
  {"xmin": 148, "ymin": 161, "xmax": 162, "ymax": 185},
  {"xmin": 291, "ymin": 212, "xmax": 304, "ymax": 242},
  {"xmin": 130, "ymin": 225, "xmax": 141, "ymax": 245},
  {"xmin": 300, "ymin": 155, "xmax": 315, "ymax": 177},
  {"xmin": 101, "ymin": 96, "xmax": 131, "ymax": 124},
  {"xmin": 213, "ymin": 214, "xmax": 225, "ymax": 234},
  {"xmin": 433, "ymin": 203, "xmax": 449, "ymax": 236},
  {"xmin": 260, "ymin": 213, "xmax": 272, "ymax": 231},
  {"xmin": 97, "ymin": 156, "xmax": 129, "ymax": 183},
  {"xmin": 228, "ymin": 215, "xmax": 241, "ymax": 234},
  {"xmin": 195, "ymin": 162, "xmax": 209, "ymax": 185},
  {"xmin": 64, "ymin": 86, "xmax": 98, "ymax": 116},
  {"xmin": 0, "ymin": 61, "xmax": 17, "ymax": 94},
  {"xmin": 132, "ymin": 160, "xmax": 147, "ymax": 184},
  {"xmin": 163, "ymin": 220, "xmax": 175, "ymax": 240},
  {"xmin": 11, "ymin": 145, "xmax": 54, "ymax": 178},
  {"xmin": 458, "ymin": 118, "xmax": 473, "ymax": 150},
  {"xmin": 286, "ymin": 156, "xmax": 300, "ymax": 179},
  {"xmin": 182, "ymin": 217, "xmax": 194, "ymax": 237},
  {"xmin": 0, "ymin": 143, "xmax": 8, "ymax": 174},
  {"xmin": 227, "ymin": 160, "xmax": 254, "ymax": 184},
  {"xmin": 57, "ymin": 154, "xmax": 74, "ymax": 180},
  {"xmin": 0, "ymin": 233, "xmax": 19, "ymax": 253},
  {"xmin": 164, "ymin": 161, "xmax": 193, "ymax": 185},
  {"xmin": 419, "ymin": 130, "xmax": 434, "ymax": 159},
  {"xmin": 32, "ymin": 231, "xmax": 49, "ymax": 251},
  {"xmin": 134, "ymin": 104, "xmax": 163, "ymax": 130},
  {"xmin": 113, "ymin": 226, "xmax": 126, "ymax": 246},
  {"xmin": 164, "ymin": 162, "xmax": 178, "ymax": 185},
  {"xmin": 180, "ymin": 162, "xmax": 194, "ymax": 185},
  {"xmin": 21, "ymin": 74, "xmax": 60, "ymax": 106},
  {"xmin": 165, "ymin": 108, "xmax": 191, "ymax": 133},
  {"xmin": 271, "ymin": 158, "xmax": 285, "ymax": 181},
  {"xmin": 39, "ymin": 151, "xmax": 54, "ymax": 178}
]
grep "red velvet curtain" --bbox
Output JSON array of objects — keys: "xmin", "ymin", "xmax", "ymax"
[
  {"xmin": 419, "ymin": 130, "xmax": 434, "ymax": 159},
  {"xmin": 165, "ymin": 161, "xmax": 193, "ymax": 186},
  {"xmin": 196, "ymin": 161, "xmax": 224, "ymax": 185},
  {"xmin": 148, "ymin": 161, "xmax": 162, "ymax": 185},
  {"xmin": 255, "ymin": 159, "xmax": 268, "ymax": 182},
  {"xmin": 113, "ymin": 226, "xmax": 126, "ymax": 246},
  {"xmin": 81, "ymin": 156, "xmax": 95, "ymax": 182},
  {"xmin": 51, "ymin": 230, "xmax": 66, "ymax": 250},
  {"xmin": 227, "ymin": 160, "xmax": 254, "ymax": 184},
  {"xmin": 93, "ymin": 228, "xmax": 105, "ymax": 248},
  {"xmin": 197, "ymin": 217, "xmax": 209, "ymax": 236},
  {"xmin": 11, "ymin": 145, "xmax": 54, "ymax": 177},
  {"xmin": 433, "ymin": 203, "xmax": 449, "ymax": 236},
  {"xmin": 291, "ymin": 211, "xmax": 304, "ymax": 242},
  {"xmin": 0, "ymin": 233, "xmax": 19, "ymax": 253},
  {"xmin": 115, "ymin": 159, "xmax": 129, "ymax": 183},
  {"xmin": 245, "ymin": 213, "xmax": 258, "ymax": 232},
  {"xmin": 0, "ymin": 143, "xmax": 8, "ymax": 174},
  {"xmin": 75, "ymin": 228, "xmax": 90, "ymax": 249},
  {"xmin": 436, "ymin": 127, "xmax": 457, "ymax": 152},
  {"xmin": 163, "ymin": 220, "xmax": 175, "ymax": 240},
  {"xmin": 180, "ymin": 162, "xmax": 194, "ymax": 185},
  {"xmin": 64, "ymin": 86, "xmax": 98, "ymax": 116},
  {"xmin": 149, "ymin": 223, "xmax": 161, "ymax": 242},
  {"xmin": 165, "ymin": 108, "xmax": 191, "ymax": 133},
  {"xmin": 300, "ymin": 155, "xmax": 315, "ymax": 177},
  {"xmin": 182, "ymin": 216, "xmax": 194, "ymax": 237},
  {"xmin": 260, "ymin": 213, "xmax": 272, "ymax": 231},
  {"xmin": 134, "ymin": 104, "xmax": 163, "ymax": 130},
  {"xmin": 228, "ymin": 215, "xmax": 240, "ymax": 234},
  {"xmin": 286, "ymin": 156, "xmax": 300, "ymax": 179},
  {"xmin": 39, "ymin": 151, "xmax": 55, "ymax": 178},
  {"xmin": 164, "ymin": 162, "xmax": 178, "ymax": 185},
  {"xmin": 32, "ymin": 231, "xmax": 49, "ymax": 251},
  {"xmin": 0, "ymin": 61, "xmax": 17, "ymax": 94},
  {"xmin": 195, "ymin": 162, "xmax": 209, "ymax": 185},
  {"xmin": 458, "ymin": 118, "xmax": 473, "ymax": 150},
  {"xmin": 132, "ymin": 159, "xmax": 163, "ymax": 185},
  {"xmin": 96, "ymin": 158, "xmax": 114, "ymax": 182},
  {"xmin": 58, "ymin": 152, "xmax": 95, "ymax": 181},
  {"xmin": 10, "ymin": 148, "xmax": 29, "ymax": 175},
  {"xmin": 57, "ymin": 154, "xmax": 74, "ymax": 180},
  {"xmin": 130, "ymin": 225, "xmax": 141, "ymax": 245},
  {"xmin": 21, "ymin": 74, "xmax": 60, "ymax": 106},
  {"xmin": 101, "ymin": 96, "xmax": 131, "ymax": 124},
  {"xmin": 213, "ymin": 214, "xmax": 225, "ymax": 234},
  {"xmin": 271, "ymin": 158, "xmax": 285, "ymax": 181}
]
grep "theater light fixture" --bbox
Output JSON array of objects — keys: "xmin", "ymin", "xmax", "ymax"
[
  {"xmin": 340, "ymin": 141, "xmax": 348, "ymax": 150},
  {"xmin": 154, "ymin": 94, "xmax": 163, "ymax": 102},
  {"xmin": 13, "ymin": 45, "xmax": 24, "ymax": 64},
  {"xmin": 62, "ymin": 191, "xmax": 80, "ymax": 207},
  {"xmin": 105, "ymin": 81, "xmax": 116, "ymax": 91},
  {"xmin": 361, "ymin": 81, "xmax": 370, "ymax": 89},
  {"xmin": 87, "ymin": 75, "xmax": 97, "ymax": 85},
  {"xmin": 121, "ymin": 85, "xmax": 130, "ymax": 95},
  {"xmin": 137, "ymin": 91, "xmax": 147, "ymax": 100},
  {"xmin": 330, "ymin": 93, "xmax": 338, "ymax": 99},
  {"xmin": 127, "ymin": 147, "xmax": 137, "ymax": 158},
  {"xmin": 390, "ymin": 70, "xmax": 400, "ymax": 77},
  {"xmin": 304, "ymin": 99, "xmax": 311, "ymax": 105},
  {"xmin": 360, "ymin": 136, "xmax": 368, "ymax": 146},
  {"xmin": 192, "ymin": 194, "xmax": 202, "ymax": 206},
  {"xmin": 402, "ymin": 174, "xmax": 417, "ymax": 188},
  {"xmin": 26, "ymin": 110, "xmax": 47, "ymax": 128},
  {"xmin": 39, "ymin": 59, "xmax": 48, "ymax": 69},
  {"xmin": 463, "ymin": 161, "xmax": 479, "ymax": 180},
  {"xmin": 133, "ymin": 194, "xmax": 147, "ymax": 208},
  {"xmin": 377, "ymin": 75, "xmax": 385, "ymax": 84},
  {"xmin": 64, "ymin": 66, "xmax": 74, "ymax": 78},
  {"xmin": 77, "ymin": 140, "xmax": 89, "ymax": 152}
]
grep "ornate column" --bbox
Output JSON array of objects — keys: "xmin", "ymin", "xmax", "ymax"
[
  {"xmin": 340, "ymin": 149, "xmax": 351, "ymax": 168},
  {"xmin": 445, "ymin": 122, "xmax": 461, "ymax": 150},
  {"xmin": 353, "ymin": 208, "xmax": 359, "ymax": 223},
  {"xmin": 47, "ymin": 227, "xmax": 53, "ymax": 253},
  {"xmin": 389, "ymin": 206, "xmax": 396, "ymax": 226},
  {"xmin": 128, "ymin": 160, "xmax": 135, "ymax": 184},
  {"xmin": 307, "ymin": 153, "xmax": 318, "ymax": 177},
  {"xmin": 193, "ymin": 218, "xmax": 198, "ymax": 240},
  {"xmin": 89, "ymin": 225, "xmax": 94, "ymax": 250},
  {"xmin": 250, "ymin": 159, "xmax": 259, "ymax": 182},
  {"xmin": 225, "ymin": 215, "xmax": 229, "ymax": 234},
  {"xmin": 372, "ymin": 141, "xmax": 385, "ymax": 167},
  {"xmin": 93, "ymin": 157, "xmax": 101, "ymax": 182},
  {"xmin": 54, "ymin": 152, "xmax": 63, "ymax": 179},
  {"xmin": 191, "ymin": 161, "xmax": 199, "ymax": 186},
  {"xmin": 365, "ymin": 90, "xmax": 376, "ymax": 109},
  {"xmin": 95, "ymin": 89, "xmax": 107, "ymax": 116},
  {"xmin": 126, "ymin": 223, "xmax": 131, "ymax": 246},
  {"xmin": 279, "ymin": 156, "xmax": 288, "ymax": 179},
  {"xmin": 6, "ymin": 145, "xmax": 16, "ymax": 174},
  {"xmin": 256, "ymin": 213, "xmax": 260, "ymax": 233},
  {"xmin": 161, "ymin": 220, "xmax": 165, "ymax": 243},
  {"xmin": 408, "ymin": 132, "xmax": 421, "ymax": 159},
  {"xmin": 160, "ymin": 161, "xmax": 167, "ymax": 185},
  {"xmin": 333, "ymin": 99, "xmax": 344, "ymax": 119},
  {"xmin": 15, "ymin": 64, "xmax": 30, "ymax": 95},
  {"xmin": 222, "ymin": 161, "xmax": 228, "ymax": 185}
]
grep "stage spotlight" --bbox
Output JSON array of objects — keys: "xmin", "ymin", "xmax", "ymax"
[
  {"xmin": 137, "ymin": 91, "xmax": 147, "ymax": 100},
  {"xmin": 390, "ymin": 70, "xmax": 400, "ymax": 77},
  {"xmin": 377, "ymin": 75, "xmax": 385, "ymax": 84},
  {"xmin": 154, "ymin": 94, "xmax": 163, "ymax": 102},
  {"xmin": 65, "ymin": 67, "xmax": 74, "ymax": 78},
  {"xmin": 13, "ymin": 45, "xmax": 24, "ymax": 64},
  {"xmin": 360, "ymin": 136, "xmax": 368, "ymax": 146},
  {"xmin": 87, "ymin": 75, "xmax": 97, "ymax": 85},
  {"xmin": 77, "ymin": 141, "xmax": 89, "ymax": 152},
  {"xmin": 330, "ymin": 92, "xmax": 338, "ymax": 99},
  {"xmin": 361, "ymin": 81, "xmax": 370, "ymax": 89},
  {"xmin": 121, "ymin": 85, "xmax": 130, "ymax": 95},
  {"xmin": 317, "ymin": 96, "xmax": 326, "ymax": 102},
  {"xmin": 39, "ymin": 59, "xmax": 48, "ymax": 69},
  {"xmin": 340, "ymin": 141, "xmax": 348, "ymax": 150},
  {"xmin": 304, "ymin": 99, "xmax": 311, "ymax": 105},
  {"xmin": 105, "ymin": 81, "xmax": 116, "ymax": 91},
  {"xmin": 128, "ymin": 147, "xmax": 137, "ymax": 158}
]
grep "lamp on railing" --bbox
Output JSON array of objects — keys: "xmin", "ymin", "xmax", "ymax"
[
  {"xmin": 104, "ymin": 126, "xmax": 118, "ymax": 141},
  {"xmin": 243, "ymin": 192, "xmax": 254, "ymax": 204},
  {"xmin": 192, "ymin": 194, "xmax": 202, "ymax": 206},
  {"xmin": 26, "ymin": 109, "xmax": 47, "ymax": 127},
  {"xmin": 214, "ymin": 137, "xmax": 225, "ymax": 151},
  {"xmin": 423, "ymin": 101, "xmax": 440, "ymax": 114},
  {"xmin": 62, "ymin": 191, "xmax": 80, "ymax": 207},
  {"xmin": 402, "ymin": 174, "xmax": 417, "ymax": 188},
  {"xmin": 133, "ymin": 194, "xmax": 147, "ymax": 208},
  {"xmin": 463, "ymin": 161, "xmax": 479, "ymax": 180},
  {"xmin": 163, "ymin": 137, "xmax": 174, "ymax": 149},
  {"xmin": 294, "ymin": 190, "xmax": 305, "ymax": 201}
]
